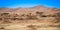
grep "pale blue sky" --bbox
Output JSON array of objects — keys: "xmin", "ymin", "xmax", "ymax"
[{"xmin": 0, "ymin": 0, "xmax": 60, "ymax": 8}]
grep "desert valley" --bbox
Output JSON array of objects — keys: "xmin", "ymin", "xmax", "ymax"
[{"xmin": 0, "ymin": 5, "xmax": 60, "ymax": 30}]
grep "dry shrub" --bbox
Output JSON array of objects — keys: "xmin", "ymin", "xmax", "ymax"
[
  {"xmin": 0, "ymin": 27, "xmax": 5, "ymax": 29},
  {"xmin": 27, "ymin": 25, "xmax": 37, "ymax": 30}
]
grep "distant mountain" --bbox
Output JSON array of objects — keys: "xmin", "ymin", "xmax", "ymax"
[{"xmin": 0, "ymin": 5, "xmax": 60, "ymax": 14}]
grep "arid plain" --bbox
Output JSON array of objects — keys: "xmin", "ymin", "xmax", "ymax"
[{"xmin": 0, "ymin": 6, "xmax": 60, "ymax": 30}]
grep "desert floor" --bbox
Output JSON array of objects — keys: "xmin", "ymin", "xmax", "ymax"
[{"xmin": 0, "ymin": 20, "xmax": 60, "ymax": 30}]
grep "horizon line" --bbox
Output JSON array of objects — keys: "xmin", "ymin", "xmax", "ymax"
[{"xmin": 0, "ymin": 5, "xmax": 60, "ymax": 9}]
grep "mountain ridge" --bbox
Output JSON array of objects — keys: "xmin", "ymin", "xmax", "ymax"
[{"xmin": 0, "ymin": 5, "xmax": 60, "ymax": 13}]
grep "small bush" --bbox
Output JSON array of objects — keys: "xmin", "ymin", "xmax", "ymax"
[
  {"xmin": 0, "ymin": 27, "xmax": 5, "ymax": 29},
  {"xmin": 27, "ymin": 25, "xmax": 37, "ymax": 30},
  {"xmin": 36, "ymin": 11, "xmax": 43, "ymax": 15},
  {"xmin": 0, "ymin": 18, "xmax": 2, "ymax": 20},
  {"xmin": 40, "ymin": 15, "xmax": 47, "ymax": 17}
]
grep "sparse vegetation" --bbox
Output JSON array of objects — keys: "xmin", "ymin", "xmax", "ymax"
[
  {"xmin": 0, "ymin": 6, "xmax": 60, "ymax": 30},
  {"xmin": 0, "ymin": 27, "xmax": 5, "ymax": 29},
  {"xmin": 0, "ymin": 18, "xmax": 2, "ymax": 20},
  {"xmin": 40, "ymin": 15, "xmax": 47, "ymax": 17},
  {"xmin": 36, "ymin": 11, "xmax": 43, "ymax": 15},
  {"xmin": 54, "ymin": 12, "xmax": 60, "ymax": 23},
  {"xmin": 27, "ymin": 25, "xmax": 37, "ymax": 30}
]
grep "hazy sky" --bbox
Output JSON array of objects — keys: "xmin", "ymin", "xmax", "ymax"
[{"xmin": 0, "ymin": 0, "xmax": 60, "ymax": 8}]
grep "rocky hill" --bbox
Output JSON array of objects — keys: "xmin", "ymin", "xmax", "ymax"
[
  {"xmin": 0, "ymin": 5, "xmax": 60, "ymax": 30},
  {"xmin": 0, "ymin": 5, "xmax": 60, "ymax": 23}
]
